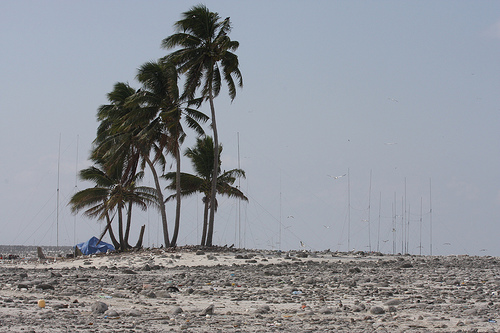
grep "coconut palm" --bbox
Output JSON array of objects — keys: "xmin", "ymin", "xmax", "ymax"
[
  {"xmin": 69, "ymin": 158, "xmax": 157, "ymax": 252},
  {"xmin": 163, "ymin": 136, "xmax": 247, "ymax": 246},
  {"xmin": 162, "ymin": 5, "xmax": 243, "ymax": 246},
  {"xmin": 94, "ymin": 82, "xmax": 172, "ymax": 247},
  {"xmin": 133, "ymin": 60, "xmax": 208, "ymax": 247}
]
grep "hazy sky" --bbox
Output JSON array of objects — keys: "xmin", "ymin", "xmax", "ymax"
[{"xmin": 1, "ymin": 1, "xmax": 499, "ymax": 256}]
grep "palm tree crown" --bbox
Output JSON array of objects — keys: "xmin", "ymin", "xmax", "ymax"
[{"xmin": 161, "ymin": 4, "xmax": 242, "ymax": 102}]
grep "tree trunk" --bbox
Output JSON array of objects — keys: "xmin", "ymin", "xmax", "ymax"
[
  {"xmin": 145, "ymin": 156, "xmax": 170, "ymax": 247},
  {"xmin": 134, "ymin": 224, "xmax": 146, "ymax": 249},
  {"xmin": 201, "ymin": 197, "xmax": 209, "ymax": 246},
  {"xmin": 207, "ymin": 91, "xmax": 218, "ymax": 247},
  {"xmin": 102, "ymin": 212, "xmax": 119, "ymax": 249},
  {"xmin": 117, "ymin": 205, "xmax": 125, "ymax": 252},
  {"xmin": 124, "ymin": 201, "xmax": 133, "ymax": 249},
  {"xmin": 170, "ymin": 144, "xmax": 182, "ymax": 247}
]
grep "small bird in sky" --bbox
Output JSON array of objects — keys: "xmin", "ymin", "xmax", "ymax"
[
  {"xmin": 300, "ymin": 241, "xmax": 306, "ymax": 248},
  {"xmin": 328, "ymin": 174, "xmax": 346, "ymax": 179},
  {"xmin": 388, "ymin": 98, "xmax": 399, "ymax": 102},
  {"xmin": 443, "ymin": 242, "xmax": 451, "ymax": 246},
  {"xmin": 323, "ymin": 225, "xmax": 331, "ymax": 229},
  {"xmin": 287, "ymin": 215, "xmax": 294, "ymax": 219},
  {"xmin": 385, "ymin": 142, "xmax": 397, "ymax": 145}
]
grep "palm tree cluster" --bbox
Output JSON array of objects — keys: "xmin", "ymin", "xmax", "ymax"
[{"xmin": 70, "ymin": 5, "xmax": 246, "ymax": 251}]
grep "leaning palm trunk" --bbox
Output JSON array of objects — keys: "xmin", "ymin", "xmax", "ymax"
[
  {"xmin": 124, "ymin": 201, "xmax": 133, "ymax": 249},
  {"xmin": 144, "ymin": 156, "xmax": 170, "ymax": 247},
  {"xmin": 207, "ymin": 91, "xmax": 218, "ymax": 247},
  {"xmin": 117, "ymin": 205, "xmax": 125, "ymax": 252},
  {"xmin": 201, "ymin": 197, "xmax": 210, "ymax": 246},
  {"xmin": 170, "ymin": 144, "xmax": 182, "ymax": 247},
  {"xmin": 99, "ymin": 212, "xmax": 119, "ymax": 250}
]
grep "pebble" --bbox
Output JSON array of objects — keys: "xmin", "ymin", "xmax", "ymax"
[
  {"xmin": 91, "ymin": 301, "xmax": 108, "ymax": 314},
  {"xmin": 369, "ymin": 306, "xmax": 385, "ymax": 315},
  {"xmin": 170, "ymin": 306, "xmax": 183, "ymax": 315},
  {"xmin": 104, "ymin": 309, "xmax": 119, "ymax": 317}
]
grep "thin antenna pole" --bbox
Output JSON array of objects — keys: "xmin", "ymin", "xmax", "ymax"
[
  {"xmin": 407, "ymin": 204, "xmax": 411, "ymax": 254},
  {"xmin": 279, "ymin": 169, "xmax": 282, "ymax": 251},
  {"xmin": 56, "ymin": 134, "xmax": 61, "ymax": 248},
  {"xmin": 419, "ymin": 197, "xmax": 423, "ymax": 255},
  {"xmin": 347, "ymin": 168, "xmax": 351, "ymax": 252},
  {"xmin": 429, "ymin": 178, "xmax": 433, "ymax": 255},
  {"xmin": 377, "ymin": 192, "xmax": 381, "ymax": 252},
  {"xmin": 244, "ymin": 180, "xmax": 248, "ymax": 249},
  {"xmin": 392, "ymin": 192, "xmax": 396, "ymax": 255},
  {"xmin": 74, "ymin": 135, "xmax": 79, "ymax": 246},
  {"xmin": 367, "ymin": 170, "xmax": 372, "ymax": 252},
  {"xmin": 404, "ymin": 178, "xmax": 407, "ymax": 254},
  {"xmin": 237, "ymin": 132, "xmax": 241, "ymax": 248},
  {"xmin": 401, "ymin": 196, "xmax": 404, "ymax": 254},
  {"xmin": 196, "ymin": 193, "xmax": 198, "ymax": 245}
]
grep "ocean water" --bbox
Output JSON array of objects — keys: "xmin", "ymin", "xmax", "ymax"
[{"xmin": 0, "ymin": 245, "xmax": 74, "ymax": 259}]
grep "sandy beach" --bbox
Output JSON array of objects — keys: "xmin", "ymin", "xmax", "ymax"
[{"xmin": 1, "ymin": 247, "xmax": 499, "ymax": 332}]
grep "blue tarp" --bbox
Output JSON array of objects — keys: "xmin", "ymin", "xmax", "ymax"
[{"xmin": 76, "ymin": 236, "xmax": 115, "ymax": 255}]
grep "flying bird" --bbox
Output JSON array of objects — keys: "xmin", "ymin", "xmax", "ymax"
[
  {"xmin": 300, "ymin": 241, "xmax": 306, "ymax": 248},
  {"xmin": 385, "ymin": 142, "xmax": 397, "ymax": 145},
  {"xmin": 328, "ymin": 174, "xmax": 346, "ymax": 179},
  {"xmin": 388, "ymin": 98, "xmax": 399, "ymax": 102}
]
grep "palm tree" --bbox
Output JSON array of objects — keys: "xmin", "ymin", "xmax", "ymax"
[
  {"xmin": 162, "ymin": 5, "xmax": 243, "ymax": 246},
  {"xmin": 69, "ymin": 162, "xmax": 119, "ymax": 250},
  {"xmin": 94, "ymin": 82, "xmax": 172, "ymax": 247},
  {"xmin": 163, "ymin": 136, "xmax": 247, "ymax": 246},
  {"xmin": 69, "ymin": 158, "xmax": 157, "ymax": 252},
  {"xmin": 133, "ymin": 60, "xmax": 208, "ymax": 247}
]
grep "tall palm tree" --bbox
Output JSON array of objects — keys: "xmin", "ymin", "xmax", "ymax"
[
  {"xmin": 162, "ymin": 5, "xmax": 243, "ymax": 246},
  {"xmin": 163, "ymin": 136, "xmax": 247, "ymax": 246},
  {"xmin": 133, "ymin": 60, "xmax": 208, "ymax": 247}
]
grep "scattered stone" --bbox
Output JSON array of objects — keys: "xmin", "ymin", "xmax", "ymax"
[
  {"xmin": 36, "ymin": 284, "xmax": 55, "ymax": 290},
  {"xmin": 200, "ymin": 304, "xmax": 215, "ymax": 316},
  {"xmin": 370, "ymin": 306, "xmax": 385, "ymax": 315},
  {"xmin": 127, "ymin": 309, "xmax": 142, "ymax": 317},
  {"xmin": 170, "ymin": 306, "xmax": 183, "ymax": 315},
  {"xmin": 122, "ymin": 269, "xmax": 137, "ymax": 274},
  {"xmin": 384, "ymin": 299, "xmax": 402, "ymax": 306},
  {"xmin": 253, "ymin": 305, "xmax": 271, "ymax": 314},
  {"xmin": 91, "ymin": 301, "xmax": 108, "ymax": 314},
  {"xmin": 104, "ymin": 309, "xmax": 119, "ymax": 317},
  {"xmin": 156, "ymin": 291, "xmax": 171, "ymax": 298},
  {"xmin": 348, "ymin": 267, "xmax": 361, "ymax": 274}
]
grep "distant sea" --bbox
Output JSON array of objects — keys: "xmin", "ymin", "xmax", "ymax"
[{"xmin": 0, "ymin": 245, "xmax": 74, "ymax": 259}]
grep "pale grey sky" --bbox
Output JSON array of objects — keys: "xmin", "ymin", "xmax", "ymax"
[{"xmin": 1, "ymin": 1, "xmax": 499, "ymax": 256}]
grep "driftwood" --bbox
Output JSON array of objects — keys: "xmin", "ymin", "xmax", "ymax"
[
  {"xmin": 74, "ymin": 246, "xmax": 83, "ymax": 257},
  {"xmin": 37, "ymin": 247, "xmax": 46, "ymax": 259},
  {"xmin": 135, "ymin": 225, "xmax": 146, "ymax": 249}
]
